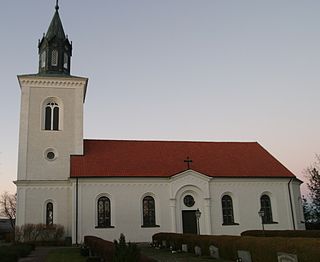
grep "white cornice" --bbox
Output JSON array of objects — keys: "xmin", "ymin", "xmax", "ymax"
[
  {"xmin": 18, "ymin": 77, "xmax": 87, "ymax": 89},
  {"xmin": 14, "ymin": 180, "xmax": 72, "ymax": 187}
]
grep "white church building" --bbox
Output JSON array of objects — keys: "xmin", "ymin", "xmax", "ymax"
[{"xmin": 15, "ymin": 3, "xmax": 305, "ymax": 243}]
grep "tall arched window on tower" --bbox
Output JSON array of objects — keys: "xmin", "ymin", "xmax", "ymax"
[
  {"xmin": 64, "ymin": 53, "xmax": 68, "ymax": 69},
  {"xmin": 221, "ymin": 195, "xmax": 235, "ymax": 225},
  {"xmin": 40, "ymin": 51, "xmax": 46, "ymax": 68},
  {"xmin": 142, "ymin": 196, "xmax": 156, "ymax": 227},
  {"xmin": 46, "ymin": 202, "xmax": 53, "ymax": 226},
  {"xmin": 97, "ymin": 196, "xmax": 111, "ymax": 228},
  {"xmin": 51, "ymin": 50, "xmax": 58, "ymax": 66},
  {"xmin": 44, "ymin": 101, "xmax": 60, "ymax": 131},
  {"xmin": 260, "ymin": 194, "xmax": 273, "ymax": 224}
]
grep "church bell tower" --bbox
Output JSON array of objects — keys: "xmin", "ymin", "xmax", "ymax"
[{"xmin": 16, "ymin": 1, "xmax": 88, "ymax": 229}]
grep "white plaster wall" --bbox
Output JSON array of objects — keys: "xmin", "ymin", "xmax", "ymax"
[
  {"xmin": 17, "ymin": 75, "xmax": 87, "ymax": 181},
  {"xmin": 209, "ymin": 177, "xmax": 301, "ymax": 235},
  {"xmin": 75, "ymin": 174, "xmax": 304, "ymax": 243},
  {"xmin": 16, "ymin": 182, "xmax": 73, "ymax": 236},
  {"xmin": 16, "ymin": 75, "xmax": 87, "ymax": 234},
  {"xmin": 291, "ymin": 179, "xmax": 305, "ymax": 230},
  {"xmin": 77, "ymin": 178, "xmax": 172, "ymax": 243}
]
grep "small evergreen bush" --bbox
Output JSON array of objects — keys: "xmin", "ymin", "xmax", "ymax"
[{"xmin": 113, "ymin": 233, "xmax": 140, "ymax": 262}]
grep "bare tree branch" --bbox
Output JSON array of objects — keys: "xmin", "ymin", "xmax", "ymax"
[
  {"xmin": 0, "ymin": 192, "xmax": 17, "ymax": 229},
  {"xmin": 305, "ymin": 155, "xmax": 320, "ymax": 222}
]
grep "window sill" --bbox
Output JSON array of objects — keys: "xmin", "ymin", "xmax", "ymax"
[
  {"xmin": 222, "ymin": 222, "xmax": 239, "ymax": 226},
  {"xmin": 263, "ymin": 221, "xmax": 278, "ymax": 225},
  {"xmin": 95, "ymin": 226, "xmax": 115, "ymax": 229},
  {"xmin": 141, "ymin": 225, "xmax": 160, "ymax": 228}
]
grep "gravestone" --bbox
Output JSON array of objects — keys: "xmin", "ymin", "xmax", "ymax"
[
  {"xmin": 182, "ymin": 244, "xmax": 188, "ymax": 252},
  {"xmin": 277, "ymin": 252, "xmax": 298, "ymax": 262},
  {"xmin": 209, "ymin": 245, "xmax": 220, "ymax": 259},
  {"xmin": 237, "ymin": 250, "xmax": 252, "ymax": 262},
  {"xmin": 161, "ymin": 240, "xmax": 166, "ymax": 248},
  {"xmin": 194, "ymin": 245, "xmax": 202, "ymax": 256}
]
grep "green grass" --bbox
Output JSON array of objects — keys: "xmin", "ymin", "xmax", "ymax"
[{"xmin": 45, "ymin": 247, "xmax": 86, "ymax": 262}]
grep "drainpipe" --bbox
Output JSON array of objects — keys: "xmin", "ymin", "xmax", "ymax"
[
  {"xmin": 287, "ymin": 178, "xmax": 296, "ymax": 230},
  {"xmin": 76, "ymin": 177, "xmax": 79, "ymax": 245}
]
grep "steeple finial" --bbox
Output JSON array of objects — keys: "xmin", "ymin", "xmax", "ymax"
[{"xmin": 55, "ymin": 0, "xmax": 59, "ymax": 11}]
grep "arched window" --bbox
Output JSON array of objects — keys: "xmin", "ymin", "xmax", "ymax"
[
  {"xmin": 45, "ymin": 102, "xmax": 59, "ymax": 130},
  {"xmin": 222, "ymin": 195, "xmax": 235, "ymax": 225},
  {"xmin": 64, "ymin": 53, "xmax": 68, "ymax": 69},
  {"xmin": 260, "ymin": 194, "xmax": 273, "ymax": 224},
  {"xmin": 97, "ymin": 197, "xmax": 111, "ymax": 228},
  {"xmin": 142, "ymin": 196, "xmax": 156, "ymax": 227},
  {"xmin": 40, "ymin": 51, "xmax": 46, "ymax": 68},
  {"xmin": 46, "ymin": 202, "xmax": 53, "ymax": 226},
  {"xmin": 51, "ymin": 50, "xmax": 58, "ymax": 66}
]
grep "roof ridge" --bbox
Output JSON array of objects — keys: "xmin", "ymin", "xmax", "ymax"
[{"xmin": 83, "ymin": 139, "xmax": 258, "ymax": 144}]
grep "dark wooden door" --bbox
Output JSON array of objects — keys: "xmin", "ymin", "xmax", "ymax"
[{"xmin": 182, "ymin": 210, "xmax": 197, "ymax": 234}]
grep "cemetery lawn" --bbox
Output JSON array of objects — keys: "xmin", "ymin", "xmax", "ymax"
[
  {"xmin": 45, "ymin": 247, "xmax": 86, "ymax": 262},
  {"xmin": 140, "ymin": 245, "xmax": 233, "ymax": 262},
  {"xmin": 45, "ymin": 246, "xmax": 233, "ymax": 261}
]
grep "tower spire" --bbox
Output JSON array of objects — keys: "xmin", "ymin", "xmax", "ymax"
[{"xmin": 37, "ymin": 1, "xmax": 72, "ymax": 75}]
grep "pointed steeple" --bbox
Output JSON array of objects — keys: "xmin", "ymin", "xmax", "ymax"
[
  {"xmin": 38, "ymin": 1, "xmax": 72, "ymax": 75},
  {"xmin": 46, "ymin": 1, "xmax": 66, "ymax": 41}
]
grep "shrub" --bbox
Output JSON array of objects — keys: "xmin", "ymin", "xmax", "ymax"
[
  {"xmin": 306, "ymin": 222, "xmax": 320, "ymax": 230},
  {"xmin": 22, "ymin": 224, "xmax": 35, "ymax": 242},
  {"xmin": 84, "ymin": 236, "xmax": 115, "ymax": 262},
  {"xmin": 0, "ymin": 246, "xmax": 18, "ymax": 262},
  {"xmin": 80, "ymin": 245, "xmax": 89, "ymax": 256},
  {"xmin": 14, "ymin": 226, "xmax": 23, "ymax": 243},
  {"xmin": 113, "ymin": 233, "xmax": 140, "ymax": 262},
  {"xmin": 12, "ymin": 243, "xmax": 34, "ymax": 257},
  {"xmin": 15, "ymin": 223, "xmax": 65, "ymax": 244},
  {"xmin": 0, "ymin": 243, "xmax": 34, "ymax": 262},
  {"xmin": 84, "ymin": 235, "xmax": 155, "ymax": 262}
]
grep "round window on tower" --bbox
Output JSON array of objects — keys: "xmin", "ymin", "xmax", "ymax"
[
  {"xmin": 47, "ymin": 151, "xmax": 55, "ymax": 160},
  {"xmin": 44, "ymin": 148, "xmax": 58, "ymax": 161}
]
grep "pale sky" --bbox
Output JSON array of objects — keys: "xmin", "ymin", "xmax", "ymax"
[{"xmin": 1, "ymin": 1, "xmax": 320, "ymax": 194}]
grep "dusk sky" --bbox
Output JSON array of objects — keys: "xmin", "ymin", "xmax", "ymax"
[{"xmin": 1, "ymin": 1, "xmax": 319, "ymax": 194}]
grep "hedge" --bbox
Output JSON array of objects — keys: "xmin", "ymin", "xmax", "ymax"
[
  {"xmin": 241, "ymin": 230, "xmax": 320, "ymax": 238},
  {"xmin": 153, "ymin": 232, "xmax": 320, "ymax": 262},
  {"xmin": 84, "ymin": 236, "xmax": 115, "ymax": 261},
  {"xmin": 84, "ymin": 235, "xmax": 156, "ymax": 262},
  {"xmin": 306, "ymin": 222, "xmax": 320, "ymax": 230}
]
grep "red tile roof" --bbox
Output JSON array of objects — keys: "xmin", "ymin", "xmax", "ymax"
[{"xmin": 70, "ymin": 140, "xmax": 295, "ymax": 178}]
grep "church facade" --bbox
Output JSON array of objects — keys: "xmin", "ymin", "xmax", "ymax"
[{"xmin": 15, "ymin": 4, "xmax": 305, "ymax": 243}]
